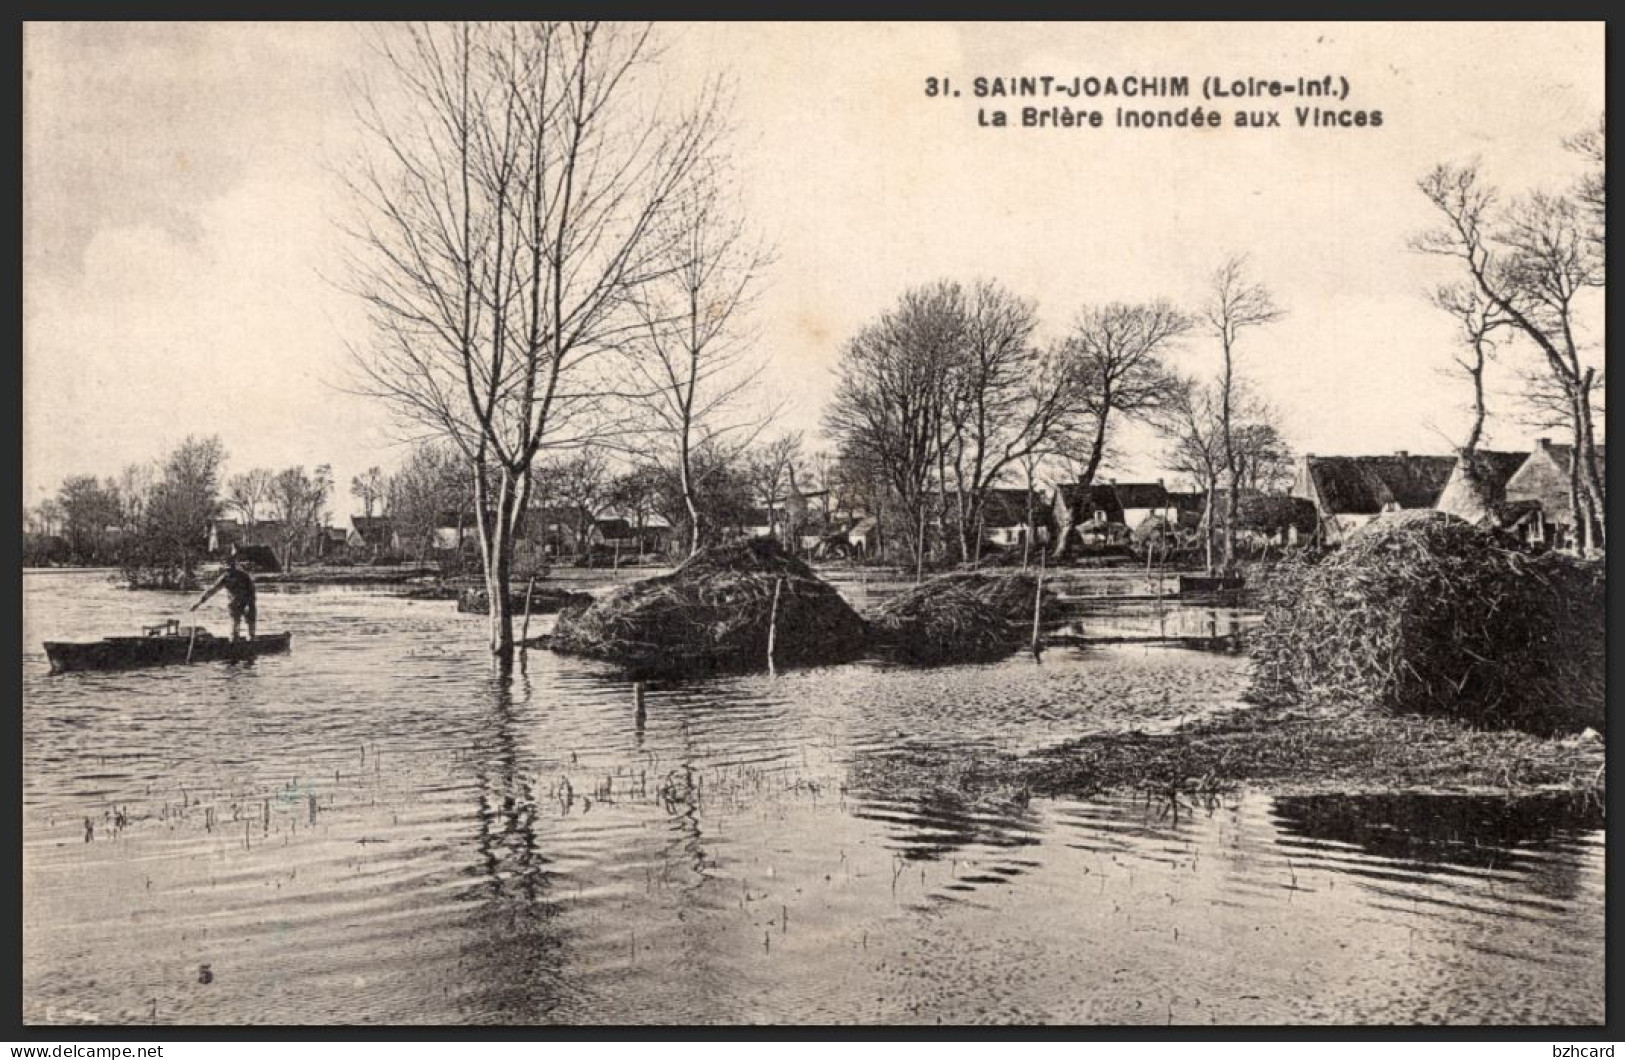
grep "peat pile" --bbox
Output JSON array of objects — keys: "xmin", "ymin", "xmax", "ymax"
[
  {"xmin": 867, "ymin": 571, "xmax": 1055, "ymax": 663},
  {"xmin": 1250, "ymin": 510, "xmax": 1604, "ymax": 736},
  {"xmin": 549, "ymin": 538, "xmax": 867, "ymax": 675}
]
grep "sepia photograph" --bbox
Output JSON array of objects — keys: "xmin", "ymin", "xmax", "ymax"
[{"xmin": 19, "ymin": 21, "xmax": 1607, "ymax": 1030}]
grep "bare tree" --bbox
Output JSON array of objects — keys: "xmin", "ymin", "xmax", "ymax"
[
  {"xmin": 824, "ymin": 282, "xmax": 966, "ymax": 578},
  {"xmin": 1431, "ymin": 283, "xmax": 1512, "ymax": 456},
  {"xmin": 30, "ymin": 498, "xmax": 64, "ymax": 539},
  {"xmin": 1052, "ymin": 300, "xmax": 1190, "ymax": 558},
  {"xmin": 389, "ymin": 442, "xmax": 469, "ymax": 563},
  {"xmin": 620, "ymin": 164, "xmax": 771, "ymax": 557},
  {"xmin": 115, "ymin": 462, "xmax": 158, "ymax": 540},
  {"xmin": 1565, "ymin": 113, "xmax": 1605, "ymax": 254},
  {"xmin": 225, "ymin": 468, "xmax": 274, "ymax": 526},
  {"xmin": 350, "ymin": 466, "xmax": 388, "ymax": 519},
  {"xmin": 1230, "ymin": 417, "xmax": 1295, "ymax": 495},
  {"xmin": 344, "ymin": 21, "xmax": 723, "ymax": 663},
  {"xmin": 138, "ymin": 436, "xmax": 227, "ymax": 583},
  {"xmin": 748, "ymin": 431, "xmax": 804, "ymax": 549},
  {"xmin": 1415, "ymin": 161, "xmax": 1605, "ymax": 551},
  {"xmin": 939, "ymin": 280, "xmax": 1082, "ymax": 565},
  {"xmin": 267, "ymin": 465, "xmax": 334, "ymax": 571},
  {"xmin": 1156, "ymin": 377, "xmax": 1225, "ymax": 571},
  {"xmin": 1201, "ymin": 255, "xmax": 1283, "ymax": 571},
  {"xmin": 544, "ymin": 451, "xmax": 611, "ymax": 558}
]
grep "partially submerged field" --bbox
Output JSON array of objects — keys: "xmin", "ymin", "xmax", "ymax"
[{"xmin": 854, "ymin": 696, "xmax": 1606, "ymax": 809}]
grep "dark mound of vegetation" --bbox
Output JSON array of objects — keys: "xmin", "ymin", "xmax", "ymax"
[
  {"xmin": 867, "ymin": 571, "xmax": 1055, "ymax": 664},
  {"xmin": 1250, "ymin": 510, "xmax": 1604, "ymax": 736},
  {"xmin": 456, "ymin": 585, "xmax": 595, "ymax": 615},
  {"xmin": 549, "ymin": 538, "xmax": 867, "ymax": 675}
]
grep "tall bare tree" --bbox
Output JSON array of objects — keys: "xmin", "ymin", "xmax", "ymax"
[
  {"xmin": 1565, "ymin": 113, "xmax": 1605, "ymax": 253},
  {"xmin": 621, "ymin": 165, "xmax": 770, "ymax": 556},
  {"xmin": 1051, "ymin": 300, "xmax": 1190, "ymax": 558},
  {"xmin": 1431, "ymin": 283, "xmax": 1511, "ymax": 457},
  {"xmin": 345, "ymin": 21, "xmax": 723, "ymax": 662},
  {"xmin": 1156, "ymin": 377, "xmax": 1225, "ymax": 571},
  {"xmin": 388, "ymin": 442, "xmax": 469, "ymax": 562},
  {"xmin": 543, "ymin": 450, "xmax": 611, "ymax": 558},
  {"xmin": 1201, "ymin": 255, "xmax": 1283, "ymax": 571},
  {"xmin": 748, "ymin": 431, "xmax": 804, "ymax": 549},
  {"xmin": 824, "ymin": 281, "xmax": 967, "ymax": 578},
  {"xmin": 225, "ymin": 468, "xmax": 274, "ymax": 526},
  {"xmin": 350, "ymin": 466, "xmax": 388, "ymax": 518},
  {"xmin": 940, "ymin": 280, "xmax": 1082, "ymax": 565},
  {"xmin": 1415, "ymin": 160, "xmax": 1605, "ymax": 552},
  {"xmin": 268, "ymin": 465, "xmax": 334, "ymax": 570}
]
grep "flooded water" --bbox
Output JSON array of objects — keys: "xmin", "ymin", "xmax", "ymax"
[{"xmin": 22, "ymin": 569, "xmax": 1605, "ymax": 1026}]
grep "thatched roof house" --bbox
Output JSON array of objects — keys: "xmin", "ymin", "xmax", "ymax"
[
  {"xmin": 1504, "ymin": 438, "xmax": 1607, "ymax": 548},
  {"xmin": 1291, "ymin": 452, "xmax": 1456, "ymax": 544},
  {"xmin": 348, "ymin": 515, "xmax": 400, "ymax": 554},
  {"xmin": 1052, "ymin": 482, "xmax": 1123, "ymax": 524},
  {"xmin": 1434, "ymin": 449, "xmax": 1531, "ymax": 527}
]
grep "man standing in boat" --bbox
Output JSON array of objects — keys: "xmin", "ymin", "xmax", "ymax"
[{"xmin": 191, "ymin": 549, "xmax": 257, "ymax": 641}]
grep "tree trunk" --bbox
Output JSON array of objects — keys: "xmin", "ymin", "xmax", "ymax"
[
  {"xmin": 1021, "ymin": 477, "xmax": 1036, "ymax": 571},
  {"xmin": 1225, "ymin": 464, "xmax": 1240, "ymax": 572},
  {"xmin": 474, "ymin": 462, "xmax": 518, "ymax": 668},
  {"xmin": 1056, "ymin": 410, "xmax": 1111, "ymax": 560},
  {"xmin": 1205, "ymin": 479, "xmax": 1217, "ymax": 575},
  {"xmin": 915, "ymin": 498, "xmax": 927, "ymax": 584},
  {"xmin": 1567, "ymin": 439, "xmax": 1586, "ymax": 555},
  {"xmin": 1462, "ymin": 342, "xmax": 1487, "ymax": 456},
  {"xmin": 1575, "ymin": 368, "xmax": 1605, "ymax": 548}
]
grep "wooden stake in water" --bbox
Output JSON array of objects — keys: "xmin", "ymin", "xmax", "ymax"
[
  {"xmin": 767, "ymin": 577, "xmax": 783, "ymax": 676},
  {"xmin": 1031, "ymin": 548, "xmax": 1046, "ymax": 661},
  {"xmin": 520, "ymin": 574, "xmax": 537, "ymax": 644}
]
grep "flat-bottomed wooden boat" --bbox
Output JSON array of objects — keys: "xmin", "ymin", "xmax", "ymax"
[{"xmin": 45, "ymin": 621, "xmax": 292, "ymax": 674}]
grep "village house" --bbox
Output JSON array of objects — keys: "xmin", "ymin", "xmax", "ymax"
[
  {"xmin": 1291, "ymin": 452, "xmax": 1457, "ymax": 544},
  {"xmin": 933, "ymin": 487, "xmax": 1049, "ymax": 549},
  {"xmin": 845, "ymin": 515, "xmax": 879, "ymax": 557},
  {"xmin": 207, "ymin": 517, "xmax": 288, "ymax": 554},
  {"xmin": 432, "ymin": 510, "xmax": 477, "ymax": 553},
  {"xmin": 314, "ymin": 525, "xmax": 350, "ymax": 560},
  {"xmin": 589, "ymin": 514, "xmax": 669, "ymax": 554},
  {"xmin": 1502, "ymin": 438, "xmax": 1607, "ymax": 550},
  {"xmin": 347, "ymin": 515, "xmax": 401, "ymax": 558},
  {"xmin": 1432, "ymin": 449, "xmax": 1539, "ymax": 541},
  {"xmin": 206, "ymin": 517, "xmax": 242, "ymax": 555},
  {"xmin": 1110, "ymin": 481, "xmax": 1177, "ymax": 531},
  {"xmin": 1050, "ymin": 481, "xmax": 1127, "ymax": 549}
]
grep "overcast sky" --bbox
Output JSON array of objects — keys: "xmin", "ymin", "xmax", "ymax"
[{"xmin": 24, "ymin": 21, "xmax": 1605, "ymax": 517}]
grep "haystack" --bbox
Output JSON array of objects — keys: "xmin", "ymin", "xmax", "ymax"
[
  {"xmin": 867, "ymin": 571, "xmax": 1055, "ymax": 664},
  {"xmin": 549, "ymin": 538, "xmax": 867, "ymax": 674},
  {"xmin": 1250, "ymin": 510, "xmax": 1604, "ymax": 735}
]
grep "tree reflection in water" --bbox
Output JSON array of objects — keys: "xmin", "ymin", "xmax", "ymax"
[{"xmin": 458, "ymin": 667, "xmax": 570, "ymax": 1023}]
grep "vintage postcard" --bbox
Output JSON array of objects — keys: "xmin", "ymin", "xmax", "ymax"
[{"xmin": 20, "ymin": 22, "xmax": 1606, "ymax": 1030}]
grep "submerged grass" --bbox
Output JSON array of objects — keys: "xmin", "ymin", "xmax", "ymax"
[{"xmin": 849, "ymin": 700, "xmax": 1606, "ymax": 808}]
